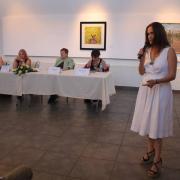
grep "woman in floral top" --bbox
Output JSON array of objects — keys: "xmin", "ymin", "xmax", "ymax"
[{"xmin": 84, "ymin": 49, "xmax": 109, "ymax": 72}]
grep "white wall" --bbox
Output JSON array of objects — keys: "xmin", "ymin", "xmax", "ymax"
[
  {"xmin": 0, "ymin": 18, "xmax": 2, "ymax": 54},
  {"xmin": 2, "ymin": 13, "xmax": 180, "ymax": 59},
  {"xmin": 1, "ymin": 0, "xmax": 180, "ymax": 58},
  {"xmin": 1, "ymin": 0, "xmax": 180, "ymax": 89},
  {"xmin": 1, "ymin": 14, "xmax": 148, "ymax": 58}
]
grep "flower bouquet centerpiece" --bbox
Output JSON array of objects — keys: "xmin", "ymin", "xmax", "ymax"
[{"xmin": 13, "ymin": 64, "xmax": 37, "ymax": 76}]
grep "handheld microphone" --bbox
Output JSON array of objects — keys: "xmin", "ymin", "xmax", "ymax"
[{"xmin": 137, "ymin": 45, "xmax": 148, "ymax": 59}]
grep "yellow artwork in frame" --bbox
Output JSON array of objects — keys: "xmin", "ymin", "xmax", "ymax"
[
  {"xmin": 84, "ymin": 27, "xmax": 101, "ymax": 44},
  {"xmin": 80, "ymin": 22, "xmax": 106, "ymax": 50}
]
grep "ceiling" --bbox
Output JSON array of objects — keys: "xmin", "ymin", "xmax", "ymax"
[{"xmin": 0, "ymin": 0, "xmax": 180, "ymax": 17}]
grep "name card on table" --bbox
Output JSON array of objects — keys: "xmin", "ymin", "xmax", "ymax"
[
  {"xmin": 48, "ymin": 67, "xmax": 61, "ymax": 75},
  {"xmin": 74, "ymin": 68, "xmax": 90, "ymax": 76},
  {"xmin": 0, "ymin": 65, "xmax": 10, "ymax": 72}
]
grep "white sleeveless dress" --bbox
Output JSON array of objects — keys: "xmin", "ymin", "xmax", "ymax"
[{"xmin": 131, "ymin": 47, "xmax": 173, "ymax": 139}]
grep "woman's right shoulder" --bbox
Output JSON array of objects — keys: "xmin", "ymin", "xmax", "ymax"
[
  {"xmin": 167, "ymin": 47, "xmax": 177, "ymax": 59},
  {"xmin": 168, "ymin": 46, "xmax": 175, "ymax": 52}
]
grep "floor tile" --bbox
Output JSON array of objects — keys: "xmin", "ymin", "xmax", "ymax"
[
  {"xmin": 0, "ymin": 88, "xmax": 179, "ymax": 180},
  {"xmin": 70, "ymin": 157, "xmax": 114, "ymax": 180}
]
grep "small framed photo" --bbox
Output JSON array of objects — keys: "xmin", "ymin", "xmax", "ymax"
[
  {"xmin": 80, "ymin": 22, "xmax": 107, "ymax": 50},
  {"xmin": 162, "ymin": 23, "xmax": 180, "ymax": 54}
]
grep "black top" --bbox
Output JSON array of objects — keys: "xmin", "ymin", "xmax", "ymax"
[
  {"xmin": 90, "ymin": 59, "xmax": 102, "ymax": 71},
  {"xmin": 56, "ymin": 61, "xmax": 64, "ymax": 69}
]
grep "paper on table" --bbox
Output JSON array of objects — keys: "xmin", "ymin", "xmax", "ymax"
[
  {"xmin": 0, "ymin": 65, "xmax": 10, "ymax": 72},
  {"xmin": 74, "ymin": 67, "xmax": 90, "ymax": 76},
  {"xmin": 48, "ymin": 67, "xmax": 61, "ymax": 74}
]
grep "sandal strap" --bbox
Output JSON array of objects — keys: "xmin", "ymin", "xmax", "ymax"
[
  {"xmin": 153, "ymin": 158, "xmax": 162, "ymax": 166},
  {"xmin": 148, "ymin": 159, "xmax": 162, "ymax": 177},
  {"xmin": 143, "ymin": 156, "xmax": 149, "ymax": 161},
  {"xmin": 151, "ymin": 158, "xmax": 162, "ymax": 172},
  {"xmin": 148, "ymin": 168, "xmax": 158, "ymax": 175},
  {"xmin": 147, "ymin": 149, "xmax": 155, "ymax": 156},
  {"xmin": 153, "ymin": 163, "xmax": 159, "ymax": 171},
  {"xmin": 142, "ymin": 149, "xmax": 155, "ymax": 161},
  {"xmin": 154, "ymin": 158, "xmax": 162, "ymax": 167}
]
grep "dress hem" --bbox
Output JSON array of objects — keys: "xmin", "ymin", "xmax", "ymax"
[{"xmin": 131, "ymin": 129, "xmax": 173, "ymax": 139}]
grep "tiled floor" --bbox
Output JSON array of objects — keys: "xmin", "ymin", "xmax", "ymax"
[{"xmin": 0, "ymin": 87, "xmax": 180, "ymax": 180}]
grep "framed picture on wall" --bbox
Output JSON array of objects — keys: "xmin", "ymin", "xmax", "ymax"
[
  {"xmin": 80, "ymin": 22, "xmax": 106, "ymax": 50},
  {"xmin": 162, "ymin": 23, "xmax": 180, "ymax": 54}
]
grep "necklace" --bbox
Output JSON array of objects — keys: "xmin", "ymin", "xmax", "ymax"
[{"xmin": 149, "ymin": 60, "xmax": 154, "ymax": 65}]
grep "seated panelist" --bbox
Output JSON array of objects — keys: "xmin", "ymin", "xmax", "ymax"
[
  {"xmin": 13, "ymin": 49, "xmax": 31, "ymax": 69},
  {"xmin": 84, "ymin": 49, "xmax": 109, "ymax": 72},
  {"xmin": 48, "ymin": 48, "xmax": 75, "ymax": 104},
  {"xmin": 0, "ymin": 56, "xmax": 5, "ymax": 68},
  {"xmin": 84, "ymin": 49, "xmax": 109, "ymax": 105},
  {"xmin": 54, "ymin": 48, "xmax": 75, "ymax": 70}
]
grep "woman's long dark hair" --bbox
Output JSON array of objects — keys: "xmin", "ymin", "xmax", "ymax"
[{"xmin": 145, "ymin": 22, "xmax": 170, "ymax": 52}]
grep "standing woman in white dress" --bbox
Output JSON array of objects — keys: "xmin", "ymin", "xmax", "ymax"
[{"xmin": 131, "ymin": 22, "xmax": 177, "ymax": 177}]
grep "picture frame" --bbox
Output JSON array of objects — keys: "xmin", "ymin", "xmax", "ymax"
[
  {"xmin": 162, "ymin": 23, "xmax": 180, "ymax": 54},
  {"xmin": 80, "ymin": 22, "xmax": 106, "ymax": 50}
]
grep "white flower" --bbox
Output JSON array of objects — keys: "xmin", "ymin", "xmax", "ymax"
[{"xmin": 18, "ymin": 70, "xmax": 22, "ymax": 75}]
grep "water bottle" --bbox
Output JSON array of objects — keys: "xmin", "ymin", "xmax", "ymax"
[
  {"xmin": 99, "ymin": 63, "xmax": 103, "ymax": 72},
  {"xmin": 35, "ymin": 61, "xmax": 40, "ymax": 68}
]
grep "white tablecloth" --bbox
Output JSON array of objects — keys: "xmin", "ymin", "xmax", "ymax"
[
  {"xmin": 0, "ymin": 72, "xmax": 22, "ymax": 96},
  {"xmin": 0, "ymin": 70, "xmax": 116, "ymax": 110},
  {"xmin": 22, "ymin": 70, "xmax": 116, "ymax": 110}
]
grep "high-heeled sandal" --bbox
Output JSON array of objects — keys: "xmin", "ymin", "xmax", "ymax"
[
  {"xmin": 141, "ymin": 149, "xmax": 155, "ymax": 164},
  {"xmin": 147, "ymin": 158, "xmax": 162, "ymax": 178}
]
